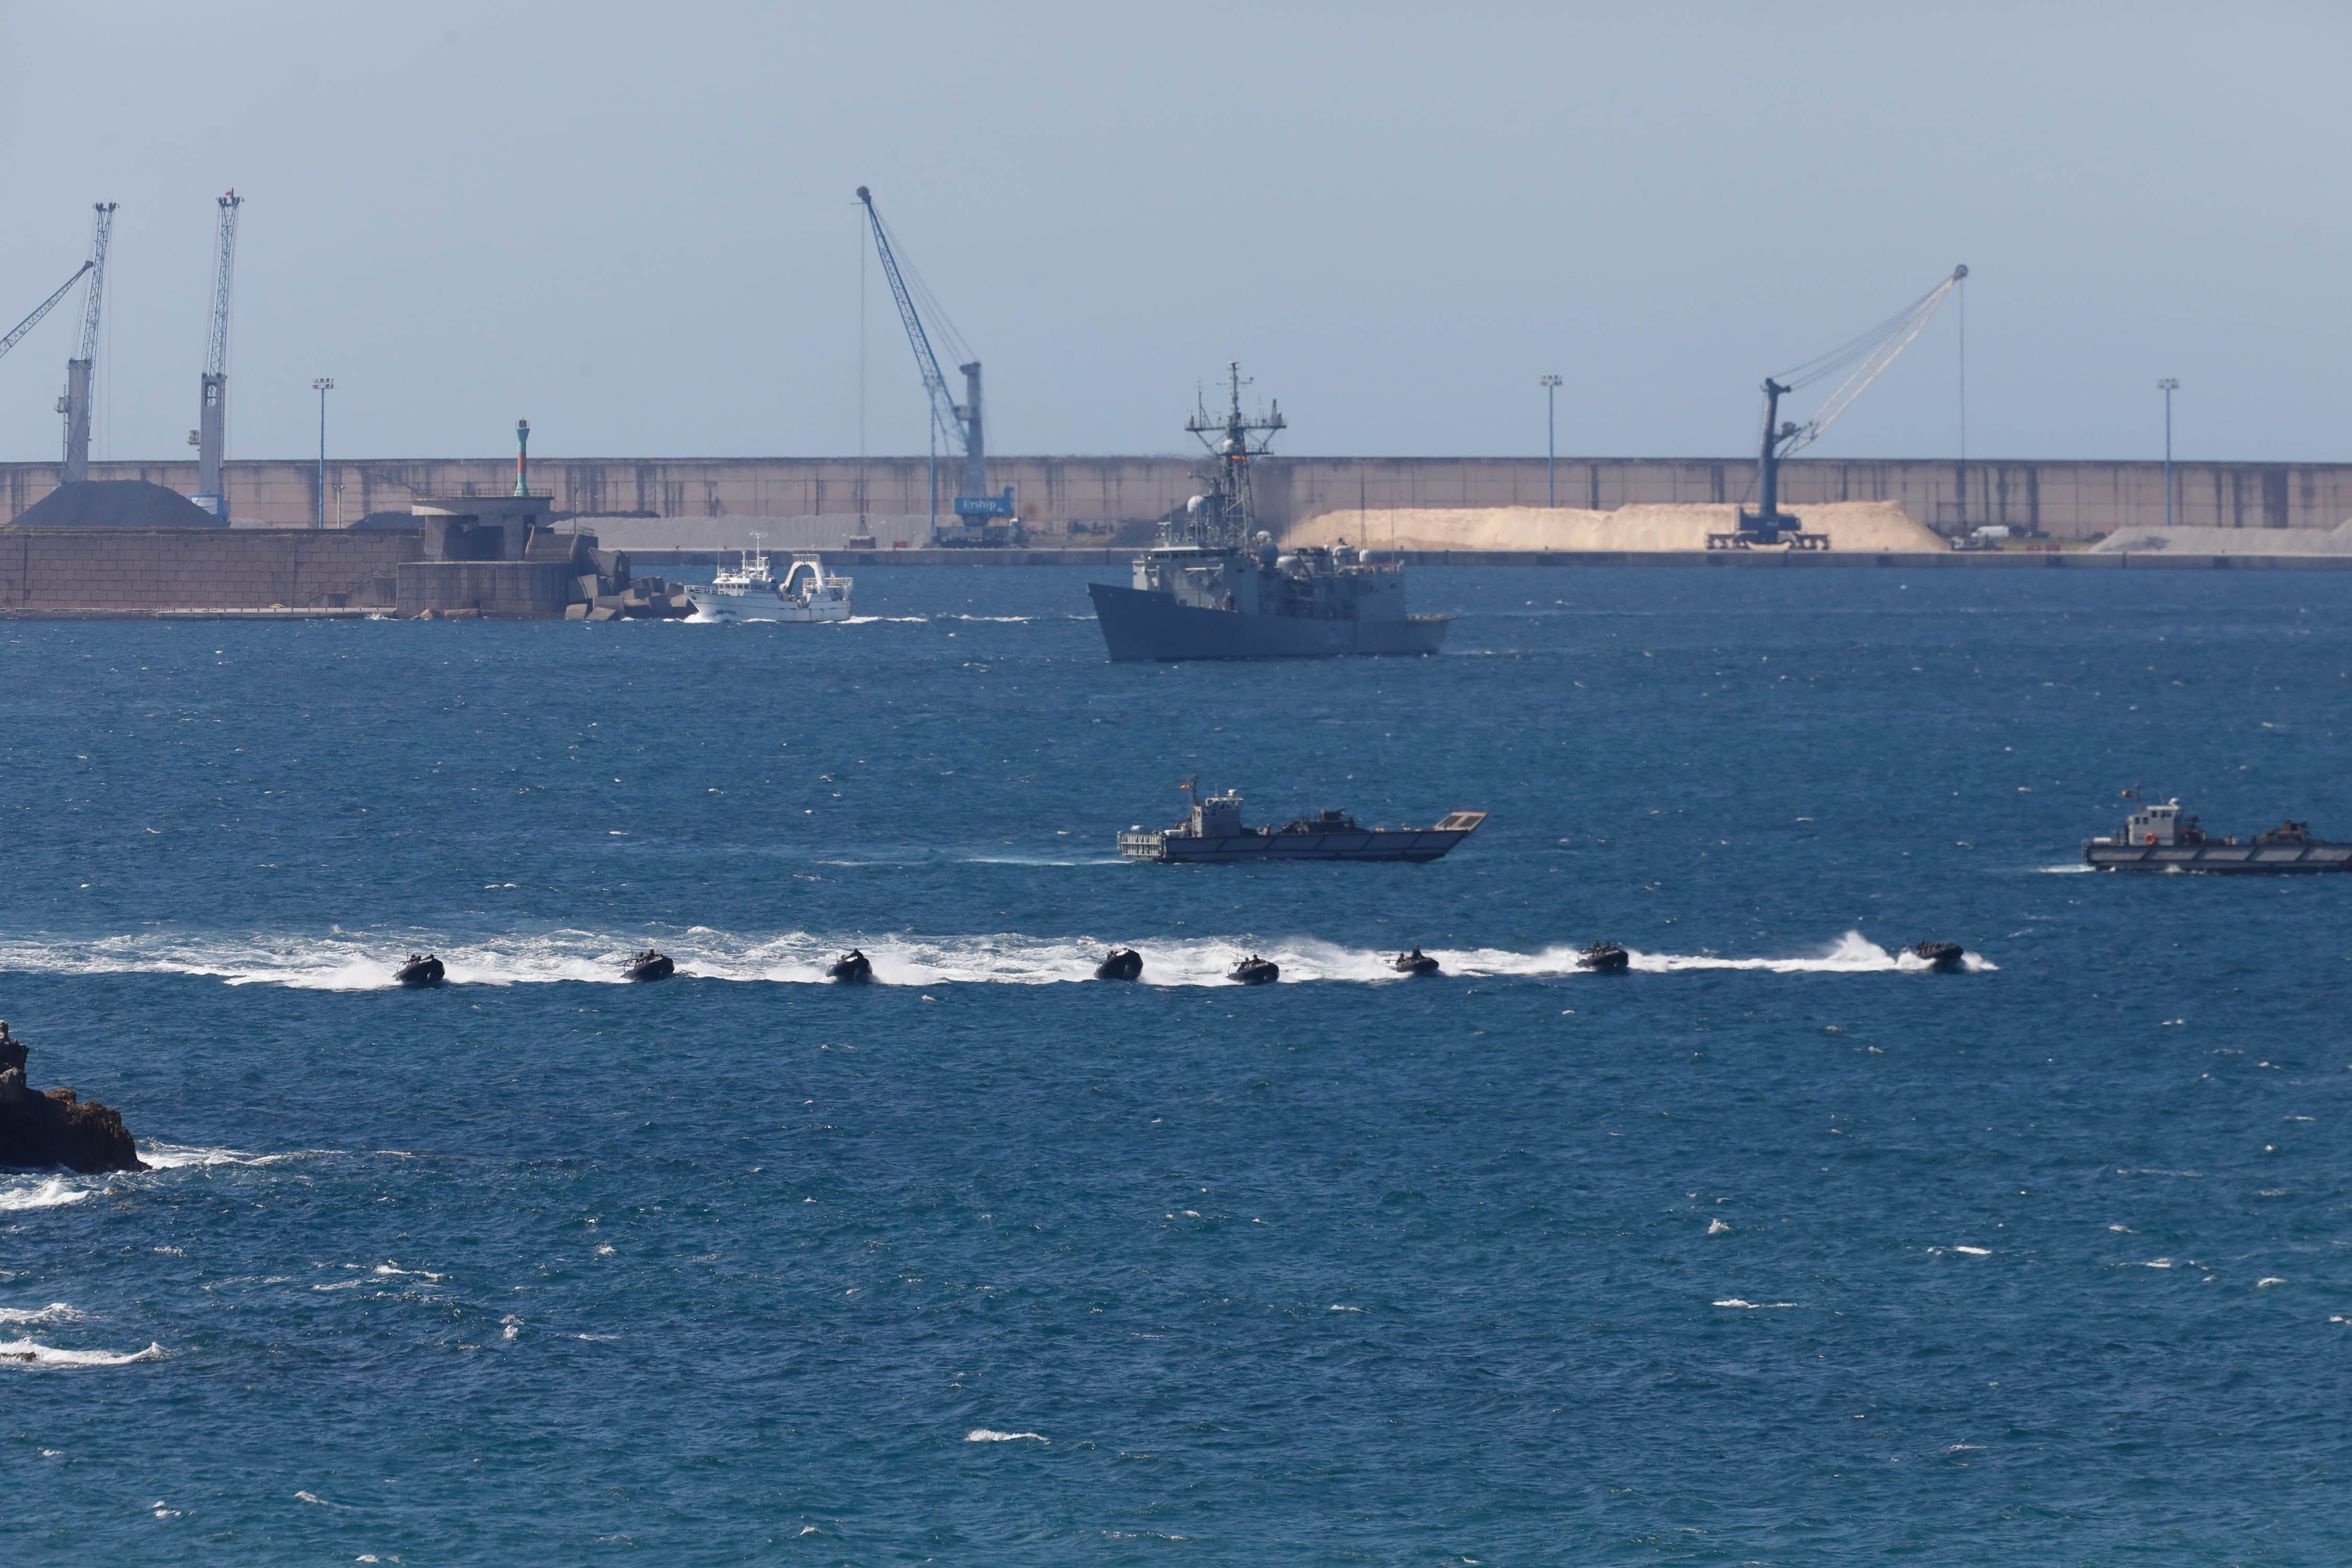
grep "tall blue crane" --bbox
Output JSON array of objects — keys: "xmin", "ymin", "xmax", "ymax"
[
  {"xmin": 855, "ymin": 185, "xmax": 1017, "ymax": 545},
  {"xmin": 59, "ymin": 202, "xmax": 117, "ymax": 485},
  {"xmin": 1714, "ymin": 264, "xmax": 1967, "ymax": 550}
]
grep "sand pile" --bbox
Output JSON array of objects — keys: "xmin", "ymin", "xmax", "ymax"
[
  {"xmin": 1285, "ymin": 500, "xmax": 1944, "ymax": 553},
  {"xmin": 9, "ymin": 480, "xmax": 222, "ymax": 528},
  {"xmin": 2087, "ymin": 522, "xmax": 2352, "ymax": 555}
]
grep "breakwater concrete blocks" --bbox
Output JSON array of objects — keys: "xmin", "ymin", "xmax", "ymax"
[
  {"xmin": 396, "ymin": 561, "xmax": 576, "ymax": 619},
  {"xmin": 0, "ymin": 528, "xmax": 416, "ymax": 612}
]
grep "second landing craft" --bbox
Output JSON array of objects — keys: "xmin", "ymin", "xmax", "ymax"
[
  {"xmin": 2082, "ymin": 795, "xmax": 2352, "ymax": 873},
  {"xmin": 1119, "ymin": 781, "xmax": 1486, "ymax": 865},
  {"xmin": 1088, "ymin": 365, "xmax": 1450, "ymax": 662}
]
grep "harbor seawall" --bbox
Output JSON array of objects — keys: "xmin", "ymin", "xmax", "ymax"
[
  {"xmin": 0, "ymin": 529, "xmax": 414, "ymax": 614},
  {"xmin": 7, "ymin": 456, "xmax": 2351, "ymax": 543}
]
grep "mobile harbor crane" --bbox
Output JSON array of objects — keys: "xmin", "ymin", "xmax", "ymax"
[
  {"xmin": 856, "ymin": 186, "xmax": 1021, "ymax": 547},
  {"xmin": 1712, "ymin": 264, "xmax": 1966, "ymax": 550}
]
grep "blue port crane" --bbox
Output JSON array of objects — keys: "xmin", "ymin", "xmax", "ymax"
[
  {"xmin": 855, "ymin": 185, "xmax": 1017, "ymax": 545},
  {"xmin": 1714, "ymin": 264, "xmax": 1967, "ymax": 550},
  {"xmin": 0, "ymin": 259, "xmax": 94, "ymax": 366}
]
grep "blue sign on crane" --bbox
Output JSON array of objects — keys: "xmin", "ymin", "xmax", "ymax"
[{"xmin": 953, "ymin": 489, "xmax": 1017, "ymax": 518}]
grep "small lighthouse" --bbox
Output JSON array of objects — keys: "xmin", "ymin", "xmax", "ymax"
[{"xmin": 513, "ymin": 419, "xmax": 531, "ymax": 497}]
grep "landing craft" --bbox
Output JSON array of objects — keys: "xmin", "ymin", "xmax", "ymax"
[
  {"xmin": 2082, "ymin": 793, "xmax": 2352, "ymax": 873},
  {"xmin": 1120, "ymin": 781, "xmax": 1485, "ymax": 864}
]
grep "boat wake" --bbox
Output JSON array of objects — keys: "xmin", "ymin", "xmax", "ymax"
[
  {"xmin": 0, "ymin": 928, "xmax": 1991, "ymax": 989},
  {"xmin": 0, "ymin": 1337, "xmax": 167, "ymax": 1369}
]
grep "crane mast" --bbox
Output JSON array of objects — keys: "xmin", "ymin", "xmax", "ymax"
[
  {"xmin": 193, "ymin": 190, "xmax": 243, "ymax": 517},
  {"xmin": 59, "ymin": 202, "xmax": 117, "ymax": 486},
  {"xmin": 854, "ymin": 185, "xmax": 1016, "ymax": 545}
]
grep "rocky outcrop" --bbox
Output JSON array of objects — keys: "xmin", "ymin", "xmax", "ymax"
[{"xmin": 0, "ymin": 1021, "xmax": 145, "ymax": 1173}]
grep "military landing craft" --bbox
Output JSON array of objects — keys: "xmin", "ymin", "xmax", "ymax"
[
  {"xmin": 2082, "ymin": 794, "xmax": 2352, "ymax": 873},
  {"xmin": 1119, "ymin": 781, "xmax": 1486, "ymax": 864},
  {"xmin": 1088, "ymin": 365, "xmax": 1449, "ymax": 661}
]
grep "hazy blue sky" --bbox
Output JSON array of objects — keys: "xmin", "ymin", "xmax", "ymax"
[{"xmin": 0, "ymin": 2, "xmax": 2342, "ymax": 465}]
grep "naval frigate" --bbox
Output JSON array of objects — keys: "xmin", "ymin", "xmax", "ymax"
[{"xmin": 1088, "ymin": 365, "xmax": 1450, "ymax": 661}]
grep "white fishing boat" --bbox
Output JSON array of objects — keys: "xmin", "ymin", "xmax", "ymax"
[{"xmin": 688, "ymin": 550, "xmax": 854, "ymax": 623}]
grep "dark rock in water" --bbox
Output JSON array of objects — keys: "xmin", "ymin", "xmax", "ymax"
[
  {"xmin": 10, "ymin": 480, "xmax": 224, "ymax": 529},
  {"xmin": 0, "ymin": 1021, "xmax": 145, "ymax": 1173}
]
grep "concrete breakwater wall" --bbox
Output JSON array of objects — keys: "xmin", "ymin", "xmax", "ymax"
[
  {"xmin": 8, "ymin": 456, "xmax": 2352, "ymax": 543},
  {"xmin": 0, "ymin": 529, "xmax": 416, "ymax": 613}
]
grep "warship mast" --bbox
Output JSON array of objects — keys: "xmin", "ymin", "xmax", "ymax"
[{"xmin": 1176, "ymin": 362, "xmax": 1285, "ymax": 547}]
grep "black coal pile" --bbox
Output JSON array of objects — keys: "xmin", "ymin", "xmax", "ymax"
[{"xmin": 10, "ymin": 480, "xmax": 224, "ymax": 528}]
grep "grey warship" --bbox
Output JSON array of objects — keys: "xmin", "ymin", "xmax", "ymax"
[
  {"xmin": 1119, "ymin": 781, "xmax": 1485, "ymax": 864},
  {"xmin": 1088, "ymin": 365, "xmax": 1450, "ymax": 661},
  {"xmin": 2082, "ymin": 794, "xmax": 2352, "ymax": 873}
]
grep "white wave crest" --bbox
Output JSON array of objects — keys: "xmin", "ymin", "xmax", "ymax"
[
  {"xmin": 0, "ymin": 1178, "xmax": 94, "ymax": 1212},
  {"xmin": 966, "ymin": 1428, "xmax": 1047, "ymax": 1442},
  {"xmin": 0, "ymin": 1338, "xmax": 166, "ymax": 1368},
  {"xmin": 0, "ymin": 1302, "xmax": 77, "ymax": 1324},
  {"xmin": 140, "ymin": 1144, "xmax": 287, "ymax": 1170},
  {"xmin": 1712, "ymin": 1299, "xmax": 1797, "ymax": 1309}
]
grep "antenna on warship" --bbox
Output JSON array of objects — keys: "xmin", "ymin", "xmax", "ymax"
[{"xmin": 1180, "ymin": 362, "xmax": 1286, "ymax": 547}]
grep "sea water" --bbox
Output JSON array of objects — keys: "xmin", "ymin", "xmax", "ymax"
[{"xmin": 3, "ymin": 566, "xmax": 2348, "ymax": 1562}]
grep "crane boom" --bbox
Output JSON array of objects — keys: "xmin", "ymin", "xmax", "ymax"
[
  {"xmin": 75, "ymin": 203, "xmax": 116, "ymax": 363},
  {"xmin": 0, "ymin": 261, "xmax": 94, "ymax": 364},
  {"xmin": 60, "ymin": 202, "xmax": 118, "ymax": 486},
  {"xmin": 855, "ymin": 186, "xmax": 963, "ymax": 462},
  {"xmin": 204, "ymin": 191, "xmax": 241, "ymax": 377}
]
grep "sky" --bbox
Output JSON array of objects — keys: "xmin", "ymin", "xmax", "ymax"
[{"xmin": 0, "ymin": 2, "xmax": 2343, "ymax": 465}]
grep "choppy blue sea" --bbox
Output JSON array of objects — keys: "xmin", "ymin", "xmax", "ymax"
[{"xmin": 5, "ymin": 565, "xmax": 2350, "ymax": 1563}]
